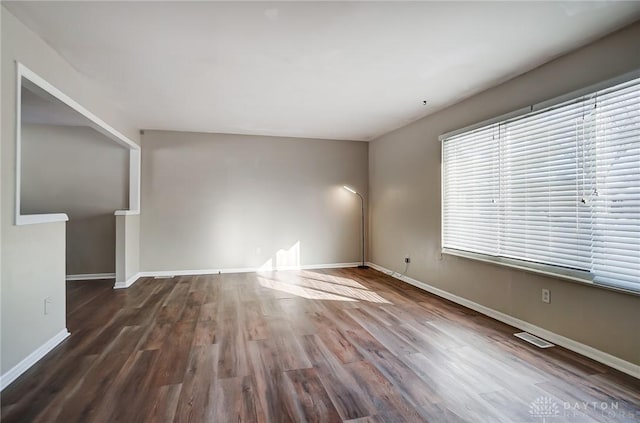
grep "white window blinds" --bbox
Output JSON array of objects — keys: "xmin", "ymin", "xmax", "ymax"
[
  {"xmin": 498, "ymin": 98, "xmax": 596, "ymax": 271},
  {"xmin": 442, "ymin": 74, "xmax": 640, "ymax": 292},
  {"xmin": 442, "ymin": 125, "xmax": 499, "ymax": 256},
  {"xmin": 591, "ymin": 78, "xmax": 640, "ymax": 292}
]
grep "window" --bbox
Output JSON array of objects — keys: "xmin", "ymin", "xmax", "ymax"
[{"xmin": 441, "ymin": 74, "xmax": 640, "ymax": 293}]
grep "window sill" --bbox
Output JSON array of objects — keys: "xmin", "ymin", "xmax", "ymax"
[
  {"xmin": 16, "ymin": 213, "xmax": 69, "ymax": 225},
  {"xmin": 114, "ymin": 210, "xmax": 140, "ymax": 216},
  {"xmin": 442, "ymin": 248, "xmax": 640, "ymax": 297}
]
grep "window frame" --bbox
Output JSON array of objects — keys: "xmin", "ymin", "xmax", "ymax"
[{"xmin": 439, "ymin": 68, "xmax": 640, "ymax": 297}]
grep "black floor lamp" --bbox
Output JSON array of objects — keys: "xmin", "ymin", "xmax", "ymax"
[{"xmin": 343, "ymin": 186, "xmax": 368, "ymax": 269}]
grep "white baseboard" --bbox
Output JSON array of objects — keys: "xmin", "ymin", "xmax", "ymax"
[
  {"xmin": 139, "ymin": 262, "xmax": 361, "ymax": 279},
  {"xmin": 140, "ymin": 267, "xmax": 259, "ymax": 278},
  {"xmin": 66, "ymin": 273, "xmax": 115, "ymax": 281},
  {"xmin": 114, "ymin": 272, "xmax": 142, "ymax": 289},
  {"xmin": 367, "ymin": 262, "xmax": 640, "ymax": 380},
  {"xmin": 283, "ymin": 262, "xmax": 362, "ymax": 271},
  {"xmin": 113, "ymin": 263, "xmax": 360, "ymax": 289},
  {"xmin": 114, "ymin": 262, "xmax": 362, "ymax": 290},
  {"xmin": 0, "ymin": 328, "xmax": 70, "ymax": 391}
]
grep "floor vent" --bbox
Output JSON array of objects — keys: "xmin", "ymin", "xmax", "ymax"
[
  {"xmin": 514, "ymin": 332, "xmax": 555, "ymax": 348},
  {"xmin": 153, "ymin": 275, "xmax": 175, "ymax": 279}
]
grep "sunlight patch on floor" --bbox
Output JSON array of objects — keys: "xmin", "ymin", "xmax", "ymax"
[
  {"xmin": 258, "ymin": 274, "xmax": 390, "ymax": 304},
  {"xmin": 299, "ymin": 270, "xmax": 368, "ymax": 289}
]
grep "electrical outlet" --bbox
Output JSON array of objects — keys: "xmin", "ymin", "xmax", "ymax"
[
  {"xmin": 44, "ymin": 297, "xmax": 52, "ymax": 315},
  {"xmin": 404, "ymin": 256, "xmax": 411, "ymax": 264},
  {"xmin": 541, "ymin": 289, "xmax": 550, "ymax": 304}
]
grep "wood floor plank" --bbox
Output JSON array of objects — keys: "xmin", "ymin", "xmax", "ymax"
[
  {"xmin": 400, "ymin": 352, "xmax": 512, "ymax": 422},
  {"xmin": 174, "ymin": 344, "xmax": 219, "ymax": 422},
  {"xmin": 361, "ymin": 349, "xmax": 443, "ymax": 412},
  {"xmin": 141, "ymin": 321, "xmax": 174, "ymax": 350},
  {"xmin": 55, "ymin": 325, "xmax": 146, "ymax": 422},
  {"xmin": 67, "ymin": 291, "xmax": 127, "ymax": 331},
  {"xmin": 247, "ymin": 339, "xmax": 298, "ymax": 423},
  {"xmin": 199, "ymin": 302, "xmax": 218, "ymax": 321},
  {"xmin": 278, "ymin": 297, "xmax": 318, "ymax": 335},
  {"xmin": 65, "ymin": 280, "xmax": 114, "ymax": 320},
  {"xmin": 210, "ymin": 376, "xmax": 260, "ymax": 423},
  {"xmin": 201, "ymin": 275, "xmax": 221, "ymax": 304},
  {"xmin": 179, "ymin": 290, "xmax": 204, "ymax": 322},
  {"xmin": 344, "ymin": 360, "xmax": 427, "ymax": 423},
  {"xmin": 104, "ymin": 349, "xmax": 160, "ymax": 422},
  {"xmin": 345, "ymin": 307, "xmax": 418, "ymax": 356},
  {"xmin": 147, "ymin": 383, "xmax": 183, "ymax": 423},
  {"xmin": 149, "ymin": 319, "xmax": 198, "ymax": 386},
  {"xmin": 192, "ymin": 319, "xmax": 218, "ymax": 346},
  {"xmin": 268, "ymin": 319, "xmax": 313, "ymax": 372},
  {"xmin": 316, "ymin": 323, "xmax": 365, "ymax": 364},
  {"xmin": 243, "ymin": 300, "xmax": 271, "ymax": 341},
  {"xmin": 6, "ymin": 354, "xmax": 98, "ymax": 423},
  {"xmin": 344, "ymin": 416, "xmax": 385, "ymax": 423},
  {"xmin": 283, "ymin": 367, "xmax": 342, "ymax": 423},
  {"xmin": 0, "ymin": 334, "xmax": 87, "ymax": 409},
  {"xmin": 216, "ymin": 312, "xmax": 250, "ymax": 379},
  {"xmin": 1, "ymin": 269, "xmax": 638, "ymax": 423},
  {"xmin": 300, "ymin": 334, "xmax": 376, "ymax": 420}
]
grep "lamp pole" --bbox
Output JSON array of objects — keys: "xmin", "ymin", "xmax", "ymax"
[
  {"xmin": 343, "ymin": 186, "xmax": 368, "ymax": 269},
  {"xmin": 356, "ymin": 191, "xmax": 367, "ymax": 268}
]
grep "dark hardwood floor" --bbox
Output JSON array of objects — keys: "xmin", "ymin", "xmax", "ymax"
[{"xmin": 1, "ymin": 268, "xmax": 639, "ymax": 422}]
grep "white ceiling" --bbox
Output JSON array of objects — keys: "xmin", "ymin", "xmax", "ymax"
[{"xmin": 5, "ymin": 2, "xmax": 640, "ymax": 141}]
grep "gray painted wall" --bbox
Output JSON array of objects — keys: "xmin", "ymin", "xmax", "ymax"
[
  {"xmin": 369, "ymin": 22, "xmax": 640, "ymax": 365},
  {"xmin": 21, "ymin": 124, "xmax": 129, "ymax": 275},
  {"xmin": 1, "ymin": 7, "xmax": 139, "ymax": 375},
  {"xmin": 140, "ymin": 131, "xmax": 368, "ymax": 272}
]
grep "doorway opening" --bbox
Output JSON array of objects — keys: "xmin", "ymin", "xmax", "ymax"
[{"xmin": 16, "ymin": 63, "xmax": 141, "ymax": 330}]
